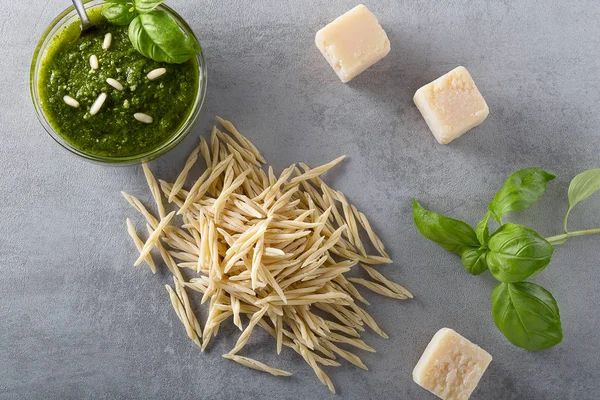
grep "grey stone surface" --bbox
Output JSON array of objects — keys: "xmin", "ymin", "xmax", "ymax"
[{"xmin": 2, "ymin": 0, "xmax": 600, "ymax": 399}]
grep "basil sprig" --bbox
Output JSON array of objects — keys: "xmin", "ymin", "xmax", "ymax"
[
  {"xmin": 102, "ymin": 0, "xmax": 200, "ymax": 64},
  {"xmin": 413, "ymin": 168, "xmax": 600, "ymax": 351}
]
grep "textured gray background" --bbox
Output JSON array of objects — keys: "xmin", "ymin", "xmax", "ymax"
[{"xmin": 1, "ymin": 0, "xmax": 600, "ymax": 399}]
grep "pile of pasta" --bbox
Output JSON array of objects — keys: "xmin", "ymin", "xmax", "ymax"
[{"xmin": 123, "ymin": 117, "xmax": 412, "ymax": 392}]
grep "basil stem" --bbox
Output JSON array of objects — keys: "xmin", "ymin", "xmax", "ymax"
[{"xmin": 546, "ymin": 228, "xmax": 600, "ymax": 246}]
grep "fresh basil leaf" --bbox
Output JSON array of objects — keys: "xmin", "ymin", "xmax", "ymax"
[
  {"xmin": 461, "ymin": 248, "xmax": 488, "ymax": 275},
  {"xmin": 492, "ymin": 282, "xmax": 562, "ymax": 350},
  {"xmin": 102, "ymin": 4, "xmax": 137, "ymax": 25},
  {"xmin": 476, "ymin": 211, "xmax": 491, "ymax": 245},
  {"xmin": 106, "ymin": 0, "xmax": 131, "ymax": 4},
  {"xmin": 412, "ymin": 200, "xmax": 480, "ymax": 255},
  {"xmin": 564, "ymin": 168, "xmax": 600, "ymax": 231},
  {"xmin": 488, "ymin": 168, "xmax": 556, "ymax": 223},
  {"xmin": 128, "ymin": 11, "xmax": 200, "ymax": 64},
  {"xmin": 184, "ymin": 32, "xmax": 201, "ymax": 53},
  {"xmin": 486, "ymin": 223, "xmax": 554, "ymax": 283},
  {"xmin": 135, "ymin": 0, "xmax": 166, "ymax": 13}
]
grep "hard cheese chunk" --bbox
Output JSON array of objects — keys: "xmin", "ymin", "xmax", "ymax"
[
  {"xmin": 315, "ymin": 4, "xmax": 390, "ymax": 83},
  {"xmin": 413, "ymin": 328, "xmax": 492, "ymax": 400},
  {"xmin": 413, "ymin": 66, "xmax": 489, "ymax": 144}
]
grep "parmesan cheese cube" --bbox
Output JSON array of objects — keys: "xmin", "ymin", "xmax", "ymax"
[
  {"xmin": 315, "ymin": 4, "xmax": 390, "ymax": 83},
  {"xmin": 413, "ymin": 66, "xmax": 489, "ymax": 144},
  {"xmin": 413, "ymin": 328, "xmax": 492, "ymax": 400}
]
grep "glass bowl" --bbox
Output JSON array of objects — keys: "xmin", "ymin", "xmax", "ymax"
[{"xmin": 30, "ymin": 0, "xmax": 207, "ymax": 165}]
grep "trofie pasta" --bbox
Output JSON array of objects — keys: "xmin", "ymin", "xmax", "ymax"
[{"xmin": 123, "ymin": 117, "xmax": 412, "ymax": 393}]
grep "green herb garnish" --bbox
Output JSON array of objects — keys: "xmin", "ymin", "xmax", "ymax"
[
  {"xmin": 102, "ymin": 0, "xmax": 200, "ymax": 64},
  {"xmin": 413, "ymin": 168, "xmax": 600, "ymax": 351}
]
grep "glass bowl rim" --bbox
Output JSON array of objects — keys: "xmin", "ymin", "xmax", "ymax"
[{"xmin": 30, "ymin": 0, "xmax": 207, "ymax": 165}]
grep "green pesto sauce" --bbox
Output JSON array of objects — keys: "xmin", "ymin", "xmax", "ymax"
[{"xmin": 38, "ymin": 9, "xmax": 199, "ymax": 157}]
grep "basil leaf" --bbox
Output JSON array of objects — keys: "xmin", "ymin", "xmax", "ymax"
[
  {"xmin": 102, "ymin": 4, "xmax": 137, "ymax": 25},
  {"xmin": 412, "ymin": 200, "xmax": 480, "ymax": 255},
  {"xmin": 487, "ymin": 223, "xmax": 554, "ymax": 283},
  {"xmin": 492, "ymin": 282, "xmax": 562, "ymax": 350},
  {"xmin": 488, "ymin": 168, "xmax": 556, "ymax": 223},
  {"xmin": 564, "ymin": 169, "xmax": 600, "ymax": 231},
  {"xmin": 461, "ymin": 248, "xmax": 488, "ymax": 275},
  {"xmin": 476, "ymin": 211, "xmax": 491, "ymax": 245},
  {"xmin": 128, "ymin": 11, "xmax": 200, "ymax": 64},
  {"xmin": 135, "ymin": 0, "xmax": 166, "ymax": 13}
]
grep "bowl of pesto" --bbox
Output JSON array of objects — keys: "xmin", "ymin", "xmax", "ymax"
[{"xmin": 30, "ymin": 1, "xmax": 207, "ymax": 164}]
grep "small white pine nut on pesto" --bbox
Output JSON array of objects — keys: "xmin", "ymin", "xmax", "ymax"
[
  {"xmin": 147, "ymin": 68, "xmax": 166, "ymax": 81},
  {"xmin": 134, "ymin": 113, "xmax": 153, "ymax": 124},
  {"xmin": 102, "ymin": 33, "xmax": 112, "ymax": 50},
  {"xmin": 63, "ymin": 95, "xmax": 80, "ymax": 108},
  {"xmin": 106, "ymin": 78, "xmax": 124, "ymax": 91},
  {"xmin": 90, "ymin": 93, "xmax": 107, "ymax": 116},
  {"xmin": 90, "ymin": 54, "xmax": 99, "ymax": 70}
]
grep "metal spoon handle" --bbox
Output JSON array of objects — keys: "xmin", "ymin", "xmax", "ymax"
[{"xmin": 72, "ymin": 0, "xmax": 94, "ymax": 31}]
